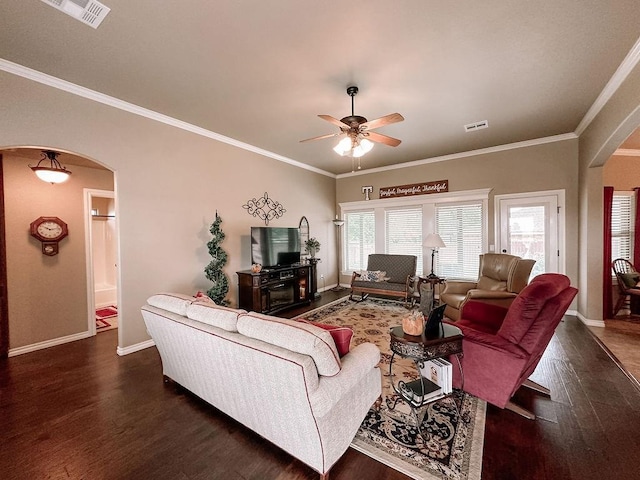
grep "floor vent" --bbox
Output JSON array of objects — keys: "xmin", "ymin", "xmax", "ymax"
[
  {"xmin": 464, "ymin": 120, "xmax": 489, "ymax": 132},
  {"xmin": 40, "ymin": 0, "xmax": 110, "ymax": 29}
]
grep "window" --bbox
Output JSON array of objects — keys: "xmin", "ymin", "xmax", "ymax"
[
  {"xmin": 385, "ymin": 207, "xmax": 423, "ymax": 273},
  {"xmin": 611, "ymin": 193, "xmax": 634, "ymax": 264},
  {"xmin": 436, "ymin": 201, "xmax": 484, "ymax": 280},
  {"xmin": 345, "ymin": 211, "xmax": 375, "ymax": 271}
]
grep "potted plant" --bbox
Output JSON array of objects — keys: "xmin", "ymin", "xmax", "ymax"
[{"xmin": 305, "ymin": 238, "xmax": 321, "ymax": 258}]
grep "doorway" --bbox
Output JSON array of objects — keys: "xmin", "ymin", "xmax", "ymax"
[
  {"xmin": 494, "ymin": 190, "xmax": 565, "ymax": 277},
  {"xmin": 84, "ymin": 189, "xmax": 118, "ymax": 335}
]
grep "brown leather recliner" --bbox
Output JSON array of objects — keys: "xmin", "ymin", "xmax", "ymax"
[{"xmin": 440, "ymin": 253, "xmax": 535, "ymax": 321}]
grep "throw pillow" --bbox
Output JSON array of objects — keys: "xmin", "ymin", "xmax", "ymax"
[
  {"xmin": 620, "ymin": 272, "xmax": 640, "ymax": 289},
  {"xmin": 359, "ymin": 270, "xmax": 388, "ymax": 282},
  {"xmin": 298, "ymin": 320, "xmax": 353, "ymax": 357}
]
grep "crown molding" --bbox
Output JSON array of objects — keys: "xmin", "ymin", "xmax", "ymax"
[
  {"xmin": 574, "ymin": 35, "xmax": 640, "ymax": 136},
  {"xmin": 336, "ymin": 133, "xmax": 578, "ymax": 178},
  {"xmin": 0, "ymin": 59, "xmax": 336, "ymax": 179},
  {"xmin": 613, "ymin": 148, "xmax": 640, "ymax": 157}
]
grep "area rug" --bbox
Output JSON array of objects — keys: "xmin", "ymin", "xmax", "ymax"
[
  {"xmin": 294, "ymin": 297, "xmax": 485, "ymax": 480},
  {"xmin": 96, "ymin": 305, "xmax": 117, "ymax": 329}
]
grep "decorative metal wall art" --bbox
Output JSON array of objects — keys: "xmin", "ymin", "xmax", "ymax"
[{"xmin": 242, "ymin": 192, "xmax": 286, "ymax": 225}]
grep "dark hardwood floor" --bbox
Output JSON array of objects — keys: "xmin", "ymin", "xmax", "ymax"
[{"xmin": 1, "ymin": 291, "xmax": 639, "ymax": 480}]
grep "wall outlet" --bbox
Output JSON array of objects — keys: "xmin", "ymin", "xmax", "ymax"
[{"xmin": 320, "ymin": 274, "xmax": 324, "ymax": 279}]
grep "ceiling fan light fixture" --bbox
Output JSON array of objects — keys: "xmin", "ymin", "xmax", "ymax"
[
  {"xmin": 30, "ymin": 150, "xmax": 72, "ymax": 184},
  {"xmin": 354, "ymin": 138, "xmax": 374, "ymax": 157},
  {"xmin": 333, "ymin": 137, "xmax": 374, "ymax": 158},
  {"xmin": 333, "ymin": 137, "xmax": 353, "ymax": 156}
]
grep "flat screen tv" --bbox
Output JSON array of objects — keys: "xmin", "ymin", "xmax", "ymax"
[{"xmin": 251, "ymin": 227, "xmax": 301, "ymax": 269}]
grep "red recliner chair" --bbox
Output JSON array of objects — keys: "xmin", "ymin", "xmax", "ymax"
[{"xmin": 449, "ymin": 273, "xmax": 578, "ymax": 419}]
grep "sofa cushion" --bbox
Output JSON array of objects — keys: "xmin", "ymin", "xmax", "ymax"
[
  {"xmin": 146, "ymin": 293, "xmax": 195, "ymax": 316},
  {"xmin": 237, "ymin": 313, "xmax": 341, "ymax": 376},
  {"xmin": 186, "ymin": 301, "xmax": 246, "ymax": 332},
  {"xmin": 620, "ymin": 272, "xmax": 640, "ymax": 289},
  {"xmin": 297, "ymin": 320, "xmax": 353, "ymax": 357}
]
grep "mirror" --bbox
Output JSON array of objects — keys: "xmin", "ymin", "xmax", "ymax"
[{"xmin": 299, "ymin": 216, "xmax": 309, "ymax": 255}]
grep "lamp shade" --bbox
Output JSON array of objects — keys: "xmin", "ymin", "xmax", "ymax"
[
  {"xmin": 424, "ymin": 233, "xmax": 445, "ymax": 248},
  {"xmin": 30, "ymin": 150, "xmax": 72, "ymax": 184}
]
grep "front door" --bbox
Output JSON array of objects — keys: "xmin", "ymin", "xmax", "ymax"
[{"xmin": 495, "ymin": 191, "xmax": 563, "ymax": 278}]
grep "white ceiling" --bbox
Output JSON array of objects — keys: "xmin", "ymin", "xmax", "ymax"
[{"xmin": 2, "ymin": 1, "xmax": 640, "ymax": 175}]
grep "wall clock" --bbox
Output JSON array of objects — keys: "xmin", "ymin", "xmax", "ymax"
[{"xmin": 30, "ymin": 216, "xmax": 68, "ymax": 256}]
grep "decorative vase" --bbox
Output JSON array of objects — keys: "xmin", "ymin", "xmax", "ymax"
[
  {"xmin": 402, "ymin": 311, "xmax": 425, "ymax": 336},
  {"xmin": 308, "ymin": 247, "xmax": 316, "ymax": 258}
]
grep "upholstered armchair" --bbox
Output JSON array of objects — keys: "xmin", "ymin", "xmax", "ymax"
[
  {"xmin": 440, "ymin": 253, "xmax": 535, "ymax": 321},
  {"xmin": 448, "ymin": 273, "xmax": 578, "ymax": 419}
]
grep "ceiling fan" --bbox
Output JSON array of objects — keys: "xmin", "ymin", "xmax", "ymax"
[{"xmin": 300, "ymin": 86, "xmax": 404, "ymax": 158}]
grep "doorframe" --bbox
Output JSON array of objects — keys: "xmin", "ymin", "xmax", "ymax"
[
  {"xmin": 83, "ymin": 188, "xmax": 118, "ymax": 337},
  {"xmin": 494, "ymin": 189, "xmax": 566, "ymax": 274},
  {"xmin": 0, "ymin": 154, "xmax": 8, "ymax": 358}
]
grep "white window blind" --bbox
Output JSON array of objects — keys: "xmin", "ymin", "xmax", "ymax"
[
  {"xmin": 436, "ymin": 202, "xmax": 484, "ymax": 280},
  {"xmin": 612, "ymin": 193, "xmax": 633, "ymax": 264},
  {"xmin": 345, "ymin": 211, "xmax": 375, "ymax": 271},
  {"xmin": 385, "ymin": 207, "xmax": 423, "ymax": 273}
]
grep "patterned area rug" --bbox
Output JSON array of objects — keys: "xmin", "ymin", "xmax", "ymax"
[{"xmin": 294, "ymin": 297, "xmax": 485, "ymax": 480}]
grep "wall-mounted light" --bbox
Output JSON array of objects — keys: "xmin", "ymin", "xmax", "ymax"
[{"xmin": 30, "ymin": 150, "xmax": 72, "ymax": 184}]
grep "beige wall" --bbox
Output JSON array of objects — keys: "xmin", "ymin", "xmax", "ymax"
[
  {"xmin": 603, "ymin": 156, "xmax": 640, "ymax": 189},
  {"xmin": 336, "ymin": 139, "xmax": 580, "ymax": 288},
  {"xmin": 0, "ymin": 71, "xmax": 336, "ymax": 352},
  {"xmin": 579, "ymin": 61, "xmax": 640, "ymax": 320},
  {"xmin": 3, "ymin": 154, "xmax": 114, "ymax": 349}
]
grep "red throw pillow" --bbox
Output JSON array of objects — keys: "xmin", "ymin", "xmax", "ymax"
[{"xmin": 298, "ymin": 320, "xmax": 353, "ymax": 357}]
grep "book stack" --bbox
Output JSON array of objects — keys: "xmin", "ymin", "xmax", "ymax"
[
  {"xmin": 420, "ymin": 358, "xmax": 453, "ymax": 394},
  {"xmin": 399, "ymin": 359, "xmax": 453, "ymax": 407}
]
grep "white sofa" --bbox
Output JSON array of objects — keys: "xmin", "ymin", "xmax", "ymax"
[{"xmin": 141, "ymin": 293, "xmax": 382, "ymax": 479}]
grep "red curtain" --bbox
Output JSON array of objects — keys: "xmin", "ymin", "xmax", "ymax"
[{"xmin": 603, "ymin": 186, "xmax": 613, "ymax": 320}]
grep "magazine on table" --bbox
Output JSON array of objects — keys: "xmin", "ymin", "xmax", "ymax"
[{"xmin": 399, "ymin": 377, "xmax": 443, "ymax": 406}]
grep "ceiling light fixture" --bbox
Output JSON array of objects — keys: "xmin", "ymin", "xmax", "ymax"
[
  {"xmin": 333, "ymin": 136, "xmax": 374, "ymax": 158},
  {"xmin": 30, "ymin": 150, "xmax": 72, "ymax": 184}
]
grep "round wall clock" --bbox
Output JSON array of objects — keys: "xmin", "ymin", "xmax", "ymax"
[{"xmin": 30, "ymin": 216, "xmax": 68, "ymax": 256}]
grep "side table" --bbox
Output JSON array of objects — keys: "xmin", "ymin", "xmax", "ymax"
[{"xmin": 387, "ymin": 323, "xmax": 464, "ymax": 439}]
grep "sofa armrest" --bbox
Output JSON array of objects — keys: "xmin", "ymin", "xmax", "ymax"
[
  {"xmin": 441, "ymin": 281, "xmax": 477, "ymax": 295},
  {"xmin": 466, "ymin": 290, "xmax": 518, "ymax": 300},
  {"xmin": 309, "ymin": 343, "xmax": 381, "ymax": 418},
  {"xmin": 458, "ymin": 326, "xmax": 528, "ymax": 359}
]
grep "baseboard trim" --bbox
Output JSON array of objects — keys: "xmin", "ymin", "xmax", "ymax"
[
  {"xmin": 8, "ymin": 331, "xmax": 92, "ymax": 357},
  {"xmin": 575, "ymin": 311, "xmax": 605, "ymax": 327},
  {"xmin": 117, "ymin": 339, "xmax": 155, "ymax": 356}
]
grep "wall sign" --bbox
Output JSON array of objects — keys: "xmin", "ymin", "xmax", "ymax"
[{"xmin": 379, "ymin": 180, "xmax": 449, "ymax": 199}]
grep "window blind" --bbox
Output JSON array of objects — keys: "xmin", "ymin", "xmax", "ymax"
[
  {"xmin": 345, "ymin": 211, "xmax": 375, "ymax": 271},
  {"xmin": 612, "ymin": 193, "xmax": 633, "ymax": 263},
  {"xmin": 435, "ymin": 202, "xmax": 484, "ymax": 280},
  {"xmin": 385, "ymin": 207, "xmax": 423, "ymax": 273}
]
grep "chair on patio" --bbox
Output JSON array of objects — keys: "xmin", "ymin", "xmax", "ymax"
[
  {"xmin": 448, "ymin": 273, "xmax": 577, "ymax": 419},
  {"xmin": 612, "ymin": 258, "xmax": 640, "ymax": 316}
]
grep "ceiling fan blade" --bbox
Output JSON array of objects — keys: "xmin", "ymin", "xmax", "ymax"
[
  {"xmin": 366, "ymin": 131, "xmax": 402, "ymax": 147},
  {"xmin": 318, "ymin": 114, "xmax": 350, "ymax": 128},
  {"xmin": 299, "ymin": 132, "xmax": 342, "ymax": 143},
  {"xmin": 361, "ymin": 113, "xmax": 404, "ymax": 131}
]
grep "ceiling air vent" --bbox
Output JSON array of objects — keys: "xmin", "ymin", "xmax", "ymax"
[
  {"xmin": 40, "ymin": 0, "xmax": 110, "ymax": 29},
  {"xmin": 464, "ymin": 120, "xmax": 489, "ymax": 132}
]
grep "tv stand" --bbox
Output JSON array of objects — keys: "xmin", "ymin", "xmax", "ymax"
[{"xmin": 237, "ymin": 264, "xmax": 316, "ymax": 315}]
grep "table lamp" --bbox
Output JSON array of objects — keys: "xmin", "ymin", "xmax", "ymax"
[{"xmin": 424, "ymin": 233, "xmax": 446, "ymax": 279}]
